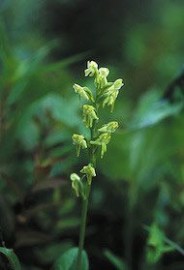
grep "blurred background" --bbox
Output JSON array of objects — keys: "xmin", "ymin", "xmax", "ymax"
[{"xmin": 0, "ymin": 0, "xmax": 184, "ymax": 269}]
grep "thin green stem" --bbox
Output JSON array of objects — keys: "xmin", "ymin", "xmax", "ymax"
[
  {"xmin": 76, "ymin": 126, "xmax": 96, "ymax": 270},
  {"xmin": 76, "ymin": 184, "xmax": 91, "ymax": 270},
  {"xmin": 74, "ymin": 61, "xmax": 122, "ymax": 270},
  {"xmin": 76, "ymin": 95, "xmax": 98, "ymax": 270}
]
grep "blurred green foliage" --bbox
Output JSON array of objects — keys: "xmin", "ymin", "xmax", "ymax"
[{"xmin": 0, "ymin": 0, "xmax": 184, "ymax": 269}]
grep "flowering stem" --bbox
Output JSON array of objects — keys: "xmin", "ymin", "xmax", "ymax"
[
  {"xmin": 76, "ymin": 183, "xmax": 91, "ymax": 270},
  {"xmin": 76, "ymin": 124, "xmax": 96, "ymax": 270},
  {"xmin": 71, "ymin": 61, "xmax": 124, "ymax": 270}
]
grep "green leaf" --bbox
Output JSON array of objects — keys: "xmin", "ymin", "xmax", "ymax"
[
  {"xmin": 40, "ymin": 52, "xmax": 89, "ymax": 73},
  {"xmin": 0, "ymin": 247, "xmax": 21, "ymax": 270},
  {"xmin": 104, "ymin": 250, "xmax": 127, "ymax": 270},
  {"xmin": 54, "ymin": 247, "xmax": 89, "ymax": 270},
  {"xmin": 146, "ymin": 224, "xmax": 174, "ymax": 264},
  {"xmin": 144, "ymin": 223, "xmax": 184, "ymax": 264},
  {"xmin": 128, "ymin": 90, "xmax": 183, "ymax": 129}
]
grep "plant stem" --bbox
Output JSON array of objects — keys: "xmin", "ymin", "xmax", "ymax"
[
  {"xmin": 76, "ymin": 116, "xmax": 97, "ymax": 270},
  {"xmin": 76, "ymin": 183, "xmax": 91, "ymax": 270}
]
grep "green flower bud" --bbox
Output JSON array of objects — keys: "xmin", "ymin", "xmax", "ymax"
[
  {"xmin": 99, "ymin": 67, "xmax": 109, "ymax": 78},
  {"xmin": 73, "ymin": 84, "xmax": 94, "ymax": 102},
  {"xmin": 70, "ymin": 173, "xmax": 84, "ymax": 197},
  {"xmin": 102, "ymin": 91, "xmax": 118, "ymax": 112},
  {"xmin": 95, "ymin": 67, "xmax": 109, "ymax": 89},
  {"xmin": 102, "ymin": 79, "xmax": 123, "ymax": 111},
  {"xmin": 85, "ymin": 61, "xmax": 98, "ymax": 77},
  {"xmin": 73, "ymin": 84, "xmax": 89, "ymax": 100},
  {"xmin": 114, "ymin": 79, "xmax": 124, "ymax": 91},
  {"xmin": 83, "ymin": 105, "xmax": 99, "ymax": 128},
  {"xmin": 98, "ymin": 121, "xmax": 119, "ymax": 133},
  {"xmin": 90, "ymin": 133, "xmax": 111, "ymax": 158},
  {"xmin": 72, "ymin": 134, "xmax": 87, "ymax": 156},
  {"xmin": 105, "ymin": 79, "xmax": 124, "ymax": 95},
  {"xmin": 80, "ymin": 164, "xmax": 96, "ymax": 184}
]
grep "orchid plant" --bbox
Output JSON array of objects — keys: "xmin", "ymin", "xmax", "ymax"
[{"xmin": 70, "ymin": 60, "xmax": 124, "ymax": 270}]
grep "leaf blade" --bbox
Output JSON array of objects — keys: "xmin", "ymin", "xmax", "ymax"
[
  {"xmin": 54, "ymin": 247, "xmax": 89, "ymax": 270},
  {"xmin": 0, "ymin": 247, "xmax": 21, "ymax": 270}
]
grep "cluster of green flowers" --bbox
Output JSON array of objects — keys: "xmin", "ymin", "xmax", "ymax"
[{"xmin": 70, "ymin": 61, "xmax": 124, "ymax": 199}]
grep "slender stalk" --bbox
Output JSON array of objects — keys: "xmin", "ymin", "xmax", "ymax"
[
  {"xmin": 76, "ymin": 184, "xmax": 91, "ymax": 270},
  {"xmin": 76, "ymin": 124, "xmax": 96, "ymax": 270}
]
